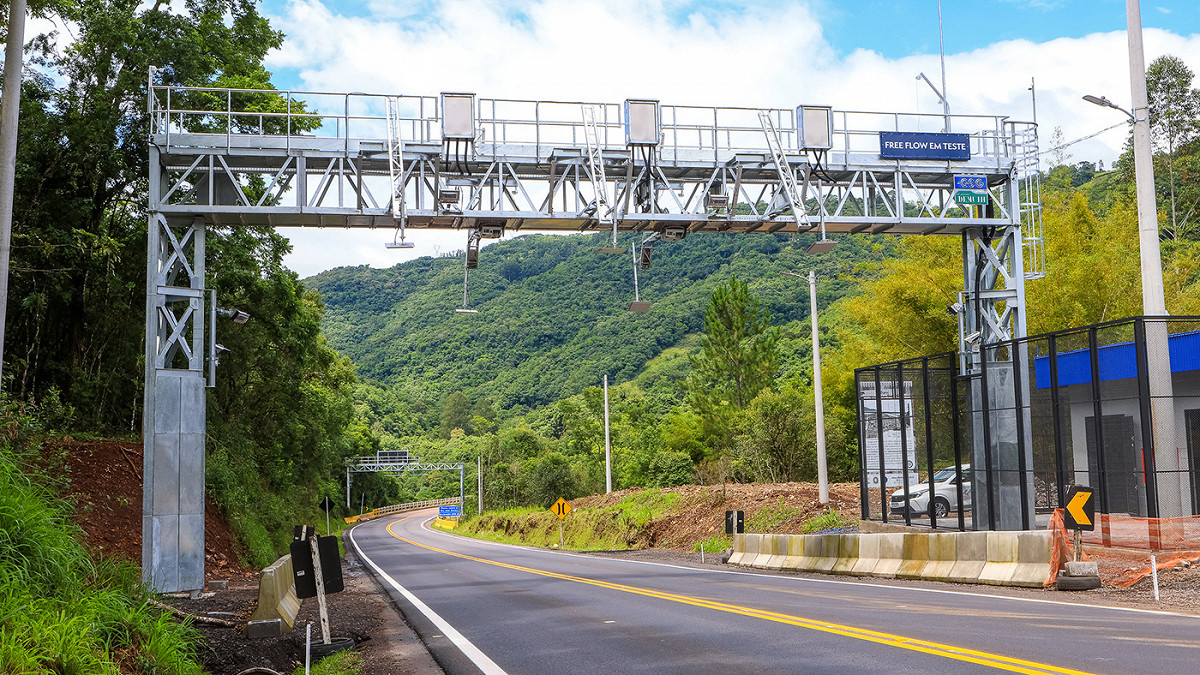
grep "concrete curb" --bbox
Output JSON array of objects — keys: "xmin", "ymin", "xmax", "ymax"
[
  {"xmin": 249, "ymin": 554, "xmax": 300, "ymax": 631},
  {"xmin": 729, "ymin": 530, "xmax": 1053, "ymax": 588}
]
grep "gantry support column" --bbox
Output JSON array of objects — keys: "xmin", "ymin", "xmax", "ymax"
[
  {"xmin": 960, "ymin": 178, "xmax": 1034, "ymax": 530},
  {"xmin": 143, "ymin": 149, "xmax": 207, "ymax": 592}
]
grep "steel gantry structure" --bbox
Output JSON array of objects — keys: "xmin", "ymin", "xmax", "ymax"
[
  {"xmin": 142, "ymin": 69, "xmax": 1043, "ymax": 591},
  {"xmin": 344, "ymin": 452, "xmax": 464, "ymax": 512}
]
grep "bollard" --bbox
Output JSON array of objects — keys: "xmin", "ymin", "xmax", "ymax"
[{"xmin": 1151, "ymin": 554, "xmax": 1159, "ymax": 602}]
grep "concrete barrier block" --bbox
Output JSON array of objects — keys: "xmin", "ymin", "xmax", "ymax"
[
  {"xmin": 830, "ymin": 534, "xmax": 861, "ymax": 575},
  {"xmin": 249, "ymin": 554, "xmax": 298, "ymax": 632},
  {"xmin": 750, "ymin": 533, "xmax": 777, "ymax": 568},
  {"xmin": 896, "ymin": 533, "xmax": 932, "ymax": 579},
  {"xmin": 978, "ymin": 531, "xmax": 1021, "ymax": 585},
  {"xmin": 727, "ymin": 533, "xmax": 751, "ymax": 566},
  {"xmin": 922, "ymin": 532, "xmax": 958, "ymax": 581},
  {"xmin": 850, "ymin": 533, "xmax": 881, "ymax": 575},
  {"xmin": 795, "ymin": 533, "xmax": 827, "ymax": 571},
  {"xmin": 737, "ymin": 533, "xmax": 764, "ymax": 567},
  {"xmin": 813, "ymin": 534, "xmax": 843, "ymax": 572},
  {"xmin": 1009, "ymin": 531, "xmax": 1053, "ymax": 587},
  {"xmin": 762, "ymin": 534, "xmax": 790, "ymax": 569},
  {"xmin": 947, "ymin": 532, "xmax": 988, "ymax": 583},
  {"xmin": 780, "ymin": 534, "xmax": 806, "ymax": 570},
  {"xmin": 748, "ymin": 534, "xmax": 772, "ymax": 568},
  {"xmin": 873, "ymin": 533, "xmax": 905, "ymax": 577}
]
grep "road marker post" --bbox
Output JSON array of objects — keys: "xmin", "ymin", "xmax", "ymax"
[
  {"xmin": 1058, "ymin": 486, "xmax": 1100, "ymax": 591},
  {"xmin": 1063, "ymin": 485, "xmax": 1095, "ymax": 561},
  {"xmin": 551, "ymin": 497, "xmax": 572, "ymax": 549}
]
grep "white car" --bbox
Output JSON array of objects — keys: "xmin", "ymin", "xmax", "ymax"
[{"xmin": 889, "ymin": 465, "xmax": 972, "ymax": 519}]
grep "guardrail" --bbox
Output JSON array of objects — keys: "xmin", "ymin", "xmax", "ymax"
[{"xmin": 344, "ymin": 497, "xmax": 462, "ymax": 524}]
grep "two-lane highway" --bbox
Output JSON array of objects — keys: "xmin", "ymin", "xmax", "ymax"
[{"xmin": 350, "ymin": 511, "xmax": 1200, "ymax": 674}]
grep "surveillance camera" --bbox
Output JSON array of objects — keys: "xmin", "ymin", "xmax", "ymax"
[{"xmin": 947, "ymin": 302, "xmax": 963, "ymax": 316}]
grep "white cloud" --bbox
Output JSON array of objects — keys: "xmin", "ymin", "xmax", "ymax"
[{"xmin": 260, "ymin": 0, "xmax": 1200, "ymax": 276}]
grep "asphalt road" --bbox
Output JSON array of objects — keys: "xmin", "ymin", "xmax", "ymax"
[{"xmin": 350, "ymin": 510, "xmax": 1200, "ymax": 674}]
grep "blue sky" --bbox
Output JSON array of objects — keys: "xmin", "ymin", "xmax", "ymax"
[
  {"xmin": 819, "ymin": 1, "xmax": 1197, "ymax": 58},
  {"xmin": 261, "ymin": 0, "xmax": 1200, "ymax": 66},
  {"xmin": 248, "ymin": 0, "xmax": 1200, "ymax": 275}
]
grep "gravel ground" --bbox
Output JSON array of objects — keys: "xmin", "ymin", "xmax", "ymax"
[{"xmin": 165, "ymin": 549, "xmax": 443, "ymax": 675}]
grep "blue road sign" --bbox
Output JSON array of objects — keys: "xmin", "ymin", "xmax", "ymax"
[
  {"xmin": 439, "ymin": 505, "xmax": 461, "ymax": 518},
  {"xmin": 879, "ymin": 132, "xmax": 970, "ymax": 160},
  {"xmin": 954, "ymin": 174, "xmax": 987, "ymax": 191}
]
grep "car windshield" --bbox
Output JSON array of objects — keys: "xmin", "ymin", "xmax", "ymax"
[{"xmin": 932, "ymin": 467, "xmax": 962, "ymax": 482}]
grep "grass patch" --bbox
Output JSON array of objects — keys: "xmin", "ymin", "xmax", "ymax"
[
  {"xmin": 615, "ymin": 488, "xmax": 681, "ymax": 529},
  {"xmin": 693, "ymin": 534, "xmax": 732, "ymax": 553},
  {"xmin": 746, "ymin": 497, "xmax": 800, "ymax": 532},
  {"xmin": 292, "ymin": 649, "xmax": 363, "ymax": 674},
  {"xmin": 800, "ymin": 508, "xmax": 855, "ymax": 534},
  {"xmin": 0, "ymin": 446, "xmax": 204, "ymax": 673},
  {"xmin": 453, "ymin": 506, "xmax": 641, "ymax": 551}
]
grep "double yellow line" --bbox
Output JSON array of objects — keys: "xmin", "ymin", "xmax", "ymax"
[{"xmin": 385, "ymin": 518, "xmax": 1092, "ymax": 675}]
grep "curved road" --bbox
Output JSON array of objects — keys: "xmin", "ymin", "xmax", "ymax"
[{"xmin": 350, "ymin": 510, "xmax": 1200, "ymax": 674}]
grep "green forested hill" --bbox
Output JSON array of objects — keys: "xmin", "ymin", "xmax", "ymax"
[{"xmin": 307, "ymin": 231, "xmax": 891, "ymax": 409}]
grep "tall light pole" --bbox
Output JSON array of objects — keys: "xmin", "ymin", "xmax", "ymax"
[
  {"xmin": 603, "ymin": 375, "xmax": 612, "ymax": 493},
  {"xmin": 0, "ymin": 0, "xmax": 28, "ymax": 392},
  {"xmin": 783, "ymin": 270, "xmax": 829, "ymax": 505},
  {"xmin": 1083, "ymin": 0, "xmax": 1180, "ymax": 516},
  {"xmin": 916, "ymin": 0, "xmax": 952, "ymax": 133}
]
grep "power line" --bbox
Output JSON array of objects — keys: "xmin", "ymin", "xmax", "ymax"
[{"xmin": 1039, "ymin": 121, "xmax": 1128, "ymax": 156}]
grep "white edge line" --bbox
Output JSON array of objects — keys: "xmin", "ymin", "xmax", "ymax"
[
  {"xmin": 349, "ymin": 522, "xmax": 509, "ymax": 675},
  {"xmin": 416, "ymin": 516, "xmax": 1200, "ymax": 620}
]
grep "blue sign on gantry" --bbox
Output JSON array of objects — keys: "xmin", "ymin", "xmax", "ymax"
[{"xmin": 879, "ymin": 132, "xmax": 971, "ymax": 161}]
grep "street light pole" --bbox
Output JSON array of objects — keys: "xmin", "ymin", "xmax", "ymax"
[
  {"xmin": 1086, "ymin": 2, "xmax": 1181, "ymax": 516},
  {"xmin": 603, "ymin": 374, "xmax": 612, "ymax": 493},
  {"xmin": 783, "ymin": 270, "xmax": 829, "ymax": 505},
  {"xmin": 809, "ymin": 270, "xmax": 829, "ymax": 505},
  {"xmin": 0, "ymin": 0, "xmax": 29, "ymax": 393},
  {"xmin": 1126, "ymin": 0, "xmax": 1181, "ymax": 517},
  {"xmin": 1125, "ymin": 0, "xmax": 1167, "ymax": 319},
  {"xmin": 937, "ymin": 0, "xmax": 950, "ymax": 132}
]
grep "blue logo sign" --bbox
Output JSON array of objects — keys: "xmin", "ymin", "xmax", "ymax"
[
  {"xmin": 439, "ymin": 505, "xmax": 460, "ymax": 518},
  {"xmin": 954, "ymin": 175, "xmax": 987, "ymax": 191},
  {"xmin": 880, "ymin": 132, "xmax": 970, "ymax": 160}
]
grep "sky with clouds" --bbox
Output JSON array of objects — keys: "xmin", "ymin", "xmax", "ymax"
[{"xmin": 246, "ymin": 0, "xmax": 1200, "ymax": 276}]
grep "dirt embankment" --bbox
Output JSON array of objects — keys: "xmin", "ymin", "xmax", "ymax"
[
  {"xmin": 53, "ymin": 438, "xmax": 439, "ymax": 675},
  {"xmin": 53, "ymin": 438, "xmax": 254, "ymax": 579},
  {"xmin": 571, "ymin": 481, "xmax": 863, "ymax": 550}
]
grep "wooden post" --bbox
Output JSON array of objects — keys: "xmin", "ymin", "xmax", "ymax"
[{"xmin": 309, "ymin": 534, "xmax": 331, "ymax": 644}]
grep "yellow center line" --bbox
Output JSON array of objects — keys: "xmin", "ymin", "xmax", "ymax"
[{"xmin": 381, "ymin": 517, "xmax": 1094, "ymax": 675}]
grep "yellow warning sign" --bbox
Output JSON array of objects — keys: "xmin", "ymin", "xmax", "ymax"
[
  {"xmin": 551, "ymin": 497, "xmax": 572, "ymax": 520},
  {"xmin": 1064, "ymin": 486, "xmax": 1095, "ymax": 531}
]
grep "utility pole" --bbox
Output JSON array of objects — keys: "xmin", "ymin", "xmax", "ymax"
[
  {"xmin": 783, "ymin": 270, "xmax": 829, "ymax": 504},
  {"xmin": 0, "ymin": 0, "xmax": 29, "ymax": 392},
  {"xmin": 1126, "ymin": 0, "xmax": 1180, "ymax": 516},
  {"xmin": 603, "ymin": 375, "xmax": 612, "ymax": 493},
  {"xmin": 809, "ymin": 271, "xmax": 829, "ymax": 505}
]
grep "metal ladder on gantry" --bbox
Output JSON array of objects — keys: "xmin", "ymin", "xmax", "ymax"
[{"xmin": 141, "ymin": 70, "xmax": 1044, "ymax": 592}]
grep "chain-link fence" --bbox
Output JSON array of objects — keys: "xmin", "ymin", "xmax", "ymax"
[{"xmin": 857, "ymin": 316, "xmax": 1200, "ymax": 544}]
